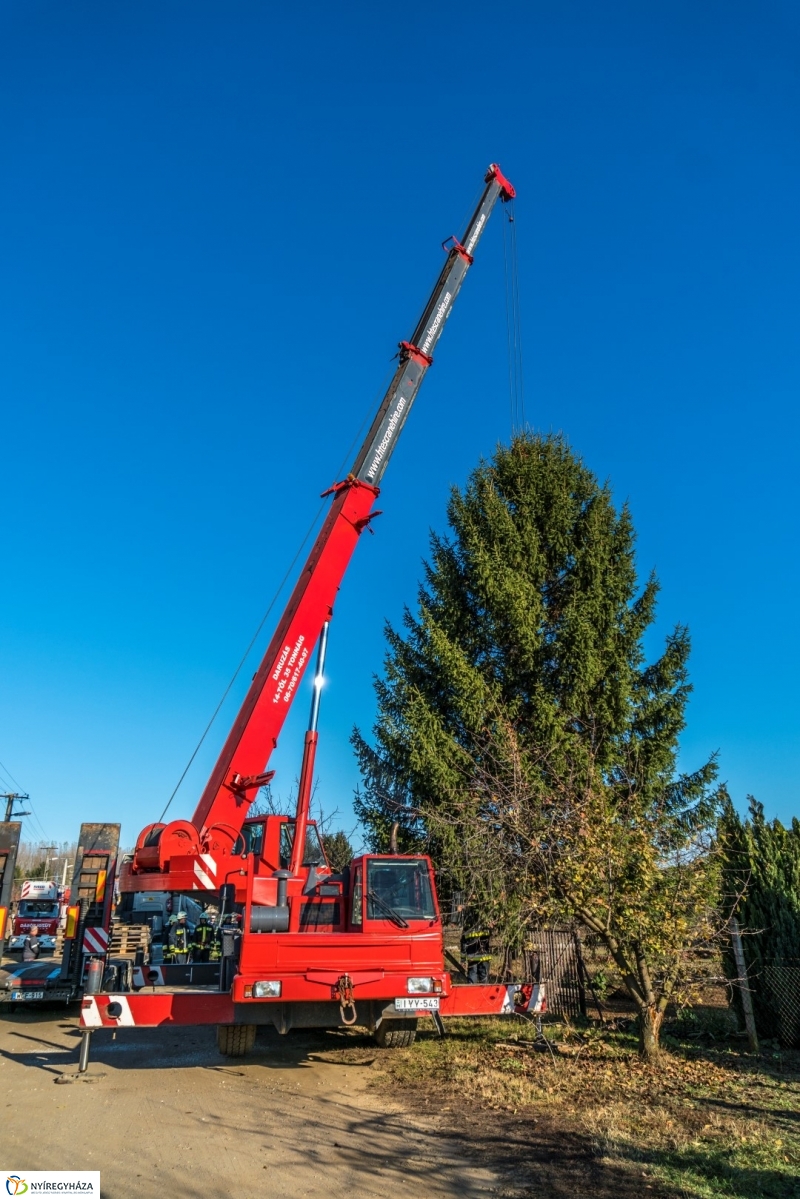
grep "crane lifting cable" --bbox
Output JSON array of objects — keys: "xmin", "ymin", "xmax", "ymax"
[{"xmin": 502, "ymin": 198, "xmax": 526, "ymax": 433}]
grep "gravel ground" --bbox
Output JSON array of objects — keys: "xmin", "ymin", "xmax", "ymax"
[{"xmin": 0, "ymin": 1003, "xmax": 521, "ymax": 1198}]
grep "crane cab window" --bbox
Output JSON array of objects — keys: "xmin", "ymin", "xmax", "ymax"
[
  {"xmin": 351, "ymin": 866, "xmax": 363, "ymax": 926},
  {"xmin": 279, "ymin": 823, "xmax": 326, "ymax": 870},
  {"xmin": 241, "ymin": 822, "xmax": 265, "ymax": 858},
  {"xmin": 366, "ymin": 859, "xmax": 435, "ymax": 922}
]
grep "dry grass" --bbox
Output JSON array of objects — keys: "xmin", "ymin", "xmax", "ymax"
[{"xmin": 376, "ymin": 1016, "xmax": 800, "ymax": 1198}]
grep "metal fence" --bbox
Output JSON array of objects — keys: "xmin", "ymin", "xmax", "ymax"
[
  {"xmin": 448, "ymin": 891, "xmax": 465, "ymax": 926},
  {"xmin": 763, "ymin": 963, "xmax": 800, "ymax": 1049},
  {"xmin": 523, "ymin": 926, "xmax": 586, "ymax": 1018}
]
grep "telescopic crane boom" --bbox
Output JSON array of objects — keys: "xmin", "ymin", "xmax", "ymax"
[
  {"xmin": 81, "ymin": 164, "xmax": 538, "ymax": 1062},
  {"xmin": 128, "ymin": 163, "xmax": 515, "ymax": 887}
]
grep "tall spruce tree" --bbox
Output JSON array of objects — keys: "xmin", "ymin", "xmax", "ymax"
[{"xmin": 353, "ymin": 432, "xmax": 725, "ymax": 1061}]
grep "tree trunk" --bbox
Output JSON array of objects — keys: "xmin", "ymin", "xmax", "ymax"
[{"xmin": 638, "ymin": 1004, "xmax": 663, "ymax": 1062}]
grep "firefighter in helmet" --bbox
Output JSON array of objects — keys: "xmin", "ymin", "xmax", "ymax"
[
  {"xmin": 191, "ymin": 913, "xmax": 215, "ymax": 962},
  {"xmin": 165, "ymin": 911, "xmax": 191, "ymax": 964},
  {"xmin": 461, "ymin": 917, "xmax": 492, "ymax": 984}
]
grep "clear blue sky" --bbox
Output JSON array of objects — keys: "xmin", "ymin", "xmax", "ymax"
[{"xmin": 2, "ymin": 1, "xmax": 798, "ymax": 849}]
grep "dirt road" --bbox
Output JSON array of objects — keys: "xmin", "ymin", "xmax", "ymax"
[{"xmin": 1, "ymin": 1005, "xmax": 516, "ymax": 1199}]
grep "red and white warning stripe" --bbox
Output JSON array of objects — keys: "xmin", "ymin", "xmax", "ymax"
[
  {"xmin": 82, "ymin": 927, "xmax": 109, "ymax": 955},
  {"xmin": 21, "ymin": 880, "xmax": 57, "ymax": 899},
  {"xmin": 132, "ymin": 964, "xmax": 165, "ymax": 988},
  {"xmin": 80, "ymin": 990, "xmax": 235, "ymax": 1028},
  {"xmin": 526, "ymin": 983, "xmax": 547, "ymax": 1014},
  {"xmin": 192, "ymin": 853, "xmax": 218, "ymax": 890},
  {"xmin": 82, "ymin": 995, "xmax": 136, "ymax": 1027}
]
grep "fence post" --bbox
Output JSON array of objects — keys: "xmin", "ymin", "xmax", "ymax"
[
  {"xmin": 573, "ymin": 932, "xmax": 587, "ymax": 1018},
  {"xmin": 729, "ymin": 917, "xmax": 759, "ymax": 1053}
]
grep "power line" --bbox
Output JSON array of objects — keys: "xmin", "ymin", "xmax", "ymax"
[
  {"xmin": 0, "ymin": 758, "xmax": 24, "ymax": 792},
  {"xmin": 0, "ymin": 759, "xmax": 50, "ymax": 840},
  {"xmin": 24, "ymin": 800, "xmax": 51, "ymax": 842}
]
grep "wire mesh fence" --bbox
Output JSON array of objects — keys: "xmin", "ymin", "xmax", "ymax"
[{"xmin": 762, "ymin": 962, "xmax": 800, "ymax": 1048}]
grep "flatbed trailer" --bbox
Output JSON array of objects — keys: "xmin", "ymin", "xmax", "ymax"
[{"xmin": 0, "ymin": 823, "xmax": 120, "ymax": 1008}]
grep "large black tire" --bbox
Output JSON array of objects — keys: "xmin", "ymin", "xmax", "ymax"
[
  {"xmin": 374, "ymin": 1018, "xmax": 417, "ymax": 1049},
  {"xmin": 216, "ymin": 1023, "xmax": 256, "ymax": 1057}
]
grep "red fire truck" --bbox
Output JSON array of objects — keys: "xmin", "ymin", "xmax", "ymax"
[
  {"xmin": 7, "ymin": 880, "xmax": 61, "ymax": 952},
  {"xmin": 78, "ymin": 163, "xmax": 538, "ymax": 1059}
]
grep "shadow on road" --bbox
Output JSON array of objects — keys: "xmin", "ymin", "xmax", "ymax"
[{"xmin": 0, "ymin": 1017, "xmax": 383, "ymax": 1075}]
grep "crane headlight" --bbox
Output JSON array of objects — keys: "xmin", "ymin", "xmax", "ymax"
[
  {"xmin": 252, "ymin": 980, "xmax": 282, "ymax": 998},
  {"xmin": 407, "ymin": 977, "xmax": 442, "ymax": 994}
]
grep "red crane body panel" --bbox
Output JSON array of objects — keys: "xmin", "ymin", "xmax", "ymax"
[{"xmin": 80, "ymin": 982, "xmax": 534, "ymax": 1029}]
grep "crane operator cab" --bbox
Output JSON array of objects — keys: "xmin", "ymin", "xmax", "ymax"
[
  {"xmin": 234, "ymin": 817, "xmax": 326, "ymax": 872},
  {"xmin": 351, "ymin": 857, "xmax": 437, "ymax": 928},
  {"xmin": 234, "ymin": 815, "xmax": 440, "ymax": 937}
]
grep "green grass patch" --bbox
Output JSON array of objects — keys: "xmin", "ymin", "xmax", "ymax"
[{"xmin": 378, "ymin": 1017, "xmax": 800, "ymax": 1198}]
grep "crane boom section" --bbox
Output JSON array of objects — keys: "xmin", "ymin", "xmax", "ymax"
[
  {"xmin": 352, "ymin": 168, "xmax": 513, "ymax": 486},
  {"xmin": 191, "ymin": 480, "xmax": 376, "ymax": 834},
  {"xmin": 132, "ymin": 164, "xmax": 514, "ymax": 871}
]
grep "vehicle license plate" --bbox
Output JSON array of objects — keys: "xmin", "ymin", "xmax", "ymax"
[
  {"xmin": 395, "ymin": 997, "xmax": 440, "ymax": 1011},
  {"xmin": 11, "ymin": 990, "xmax": 45, "ymax": 1001}
]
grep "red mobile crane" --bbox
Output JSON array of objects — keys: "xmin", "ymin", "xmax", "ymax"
[{"xmin": 80, "ymin": 164, "xmax": 537, "ymax": 1058}]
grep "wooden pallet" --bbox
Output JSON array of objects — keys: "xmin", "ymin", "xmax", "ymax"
[{"xmin": 108, "ymin": 922, "xmax": 150, "ymax": 956}]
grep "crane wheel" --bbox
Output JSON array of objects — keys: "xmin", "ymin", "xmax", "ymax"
[
  {"xmin": 216, "ymin": 1023, "xmax": 256, "ymax": 1057},
  {"xmin": 374, "ymin": 1018, "xmax": 417, "ymax": 1049}
]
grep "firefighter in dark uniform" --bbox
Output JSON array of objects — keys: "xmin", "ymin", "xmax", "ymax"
[
  {"xmin": 165, "ymin": 912, "xmax": 191, "ymax": 963},
  {"xmin": 209, "ymin": 912, "xmax": 236, "ymax": 963},
  {"xmin": 191, "ymin": 913, "xmax": 215, "ymax": 962},
  {"xmin": 461, "ymin": 919, "xmax": 492, "ymax": 984}
]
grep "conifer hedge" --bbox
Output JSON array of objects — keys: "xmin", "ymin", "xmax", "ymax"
[{"xmin": 720, "ymin": 797, "xmax": 800, "ymax": 1037}]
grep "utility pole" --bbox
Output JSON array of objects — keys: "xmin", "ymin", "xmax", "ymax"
[{"xmin": 2, "ymin": 792, "xmax": 31, "ymax": 823}]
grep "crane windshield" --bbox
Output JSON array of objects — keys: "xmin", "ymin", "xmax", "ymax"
[{"xmin": 366, "ymin": 859, "xmax": 435, "ymax": 921}]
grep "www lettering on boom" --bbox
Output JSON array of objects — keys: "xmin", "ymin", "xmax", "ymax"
[
  {"xmin": 367, "ymin": 395, "xmax": 407, "ymax": 479},
  {"xmin": 465, "ymin": 212, "xmax": 486, "ymax": 255},
  {"xmin": 420, "ymin": 291, "xmax": 452, "ymax": 356}
]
